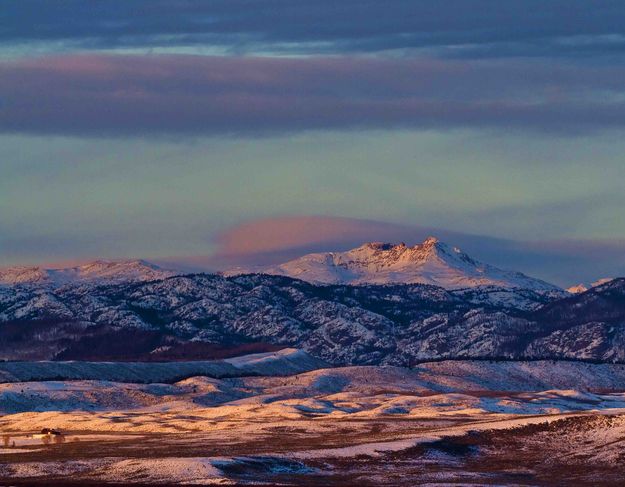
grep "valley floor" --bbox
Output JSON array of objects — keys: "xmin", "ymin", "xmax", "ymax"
[{"xmin": 2, "ymin": 359, "xmax": 625, "ymax": 485}]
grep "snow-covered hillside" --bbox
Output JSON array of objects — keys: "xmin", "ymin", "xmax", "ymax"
[
  {"xmin": 1, "ymin": 270, "xmax": 623, "ymax": 365},
  {"xmin": 0, "ymin": 349, "xmax": 327, "ymax": 384},
  {"xmin": 230, "ymin": 237, "xmax": 560, "ymax": 291},
  {"xmin": 2, "ymin": 359, "xmax": 625, "ymax": 485},
  {"xmin": 0, "ymin": 260, "xmax": 178, "ymax": 287},
  {"xmin": 2, "ymin": 360, "xmax": 625, "ymax": 414}
]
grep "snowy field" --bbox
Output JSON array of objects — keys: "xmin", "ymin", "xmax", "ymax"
[{"xmin": 1, "ymin": 352, "xmax": 625, "ymax": 485}]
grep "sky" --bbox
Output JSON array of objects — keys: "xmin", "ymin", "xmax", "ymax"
[{"xmin": 2, "ymin": 1, "xmax": 625, "ymax": 286}]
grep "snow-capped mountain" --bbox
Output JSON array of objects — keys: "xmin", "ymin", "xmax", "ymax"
[
  {"xmin": 231, "ymin": 237, "xmax": 561, "ymax": 291},
  {"xmin": 567, "ymin": 278, "xmax": 615, "ymax": 294},
  {"xmin": 0, "ymin": 260, "xmax": 178, "ymax": 287},
  {"xmin": 2, "ymin": 244, "xmax": 623, "ymax": 366}
]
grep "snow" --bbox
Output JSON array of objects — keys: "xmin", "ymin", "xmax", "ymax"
[
  {"xmin": 2, "ymin": 460, "xmax": 99, "ymax": 478},
  {"xmin": 0, "ymin": 259, "xmax": 179, "ymax": 287},
  {"xmin": 3, "ymin": 409, "xmax": 624, "ymax": 484},
  {"xmin": 223, "ymin": 348, "xmax": 324, "ymax": 375},
  {"xmin": 3, "ymin": 269, "xmax": 622, "ymax": 365},
  {"xmin": 567, "ymin": 277, "xmax": 615, "ymax": 294},
  {"xmin": 228, "ymin": 237, "xmax": 561, "ymax": 291},
  {"xmin": 2, "ymin": 360, "xmax": 625, "ymax": 483},
  {"xmin": 0, "ymin": 456, "xmax": 227, "ymax": 484},
  {"xmin": 103, "ymin": 458, "xmax": 225, "ymax": 484},
  {"xmin": 0, "ymin": 348, "xmax": 328, "ymax": 384},
  {"xmin": 3, "ymin": 360, "xmax": 625, "ymax": 420},
  {"xmin": 567, "ymin": 283, "xmax": 589, "ymax": 294},
  {"xmin": 292, "ymin": 438, "xmax": 422, "ymax": 459},
  {"xmin": 413, "ymin": 360, "xmax": 625, "ymax": 392}
]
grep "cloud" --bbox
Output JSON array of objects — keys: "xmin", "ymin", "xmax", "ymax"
[
  {"xmin": 211, "ymin": 216, "xmax": 427, "ymax": 261},
  {"xmin": 5, "ymin": 212, "xmax": 624, "ymax": 286},
  {"xmin": 160, "ymin": 215, "xmax": 625, "ymax": 287},
  {"xmin": 2, "ymin": 54, "xmax": 625, "ymax": 136},
  {"xmin": 3, "ymin": 1, "xmax": 625, "ymax": 58}
]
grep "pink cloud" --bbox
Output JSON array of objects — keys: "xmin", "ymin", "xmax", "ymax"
[{"xmin": 212, "ymin": 216, "xmax": 421, "ymax": 257}]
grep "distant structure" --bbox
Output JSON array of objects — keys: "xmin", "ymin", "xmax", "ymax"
[{"xmin": 33, "ymin": 428, "xmax": 64, "ymax": 444}]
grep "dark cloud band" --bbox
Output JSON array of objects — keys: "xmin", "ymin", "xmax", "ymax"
[
  {"xmin": 3, "ymin": 1, "xmax": 625, "ymax": 58},
  {"xmin": 2, "ymin": 54, "xmax": 625, "ymax": 136}
]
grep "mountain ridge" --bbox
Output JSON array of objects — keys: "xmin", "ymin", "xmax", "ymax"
[
  {"xmin": 566, "ymin": 277, "xmax": 615, "ymax": 294},
  {"xmin": 0, "ymin": 259, "xmax": 178, "ymax": 287},
  {"xmin": 1, "ymin": 270, "xmax": 623, "ymax": 364},
  {"xmin": 227, "ymin": 237, "xmax": 562, "ymax": 291}
]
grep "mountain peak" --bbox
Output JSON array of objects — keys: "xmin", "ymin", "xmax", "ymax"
[
  {"xmin": 422, "ymin": 236, "xmax": 439, "ymax": 246},
  {"xmin": 566, "ymin": 277, "xmax": 615, "ymax": 294},
  {"xmin": 352, "ymin": 237, "xmax": 447, "ymax": 256},
  {"xmin": 231, "ymin": 238, "xmax": 561, "ymax": 291},
  {"xmin": 360, "ymin": 242, "xmax": 397, "ymax": 251}
]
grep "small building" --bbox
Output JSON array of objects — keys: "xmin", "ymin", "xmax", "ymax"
[{"xmin": 32, "ymin": 428, "xmax": 62, "ymax": 439}]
